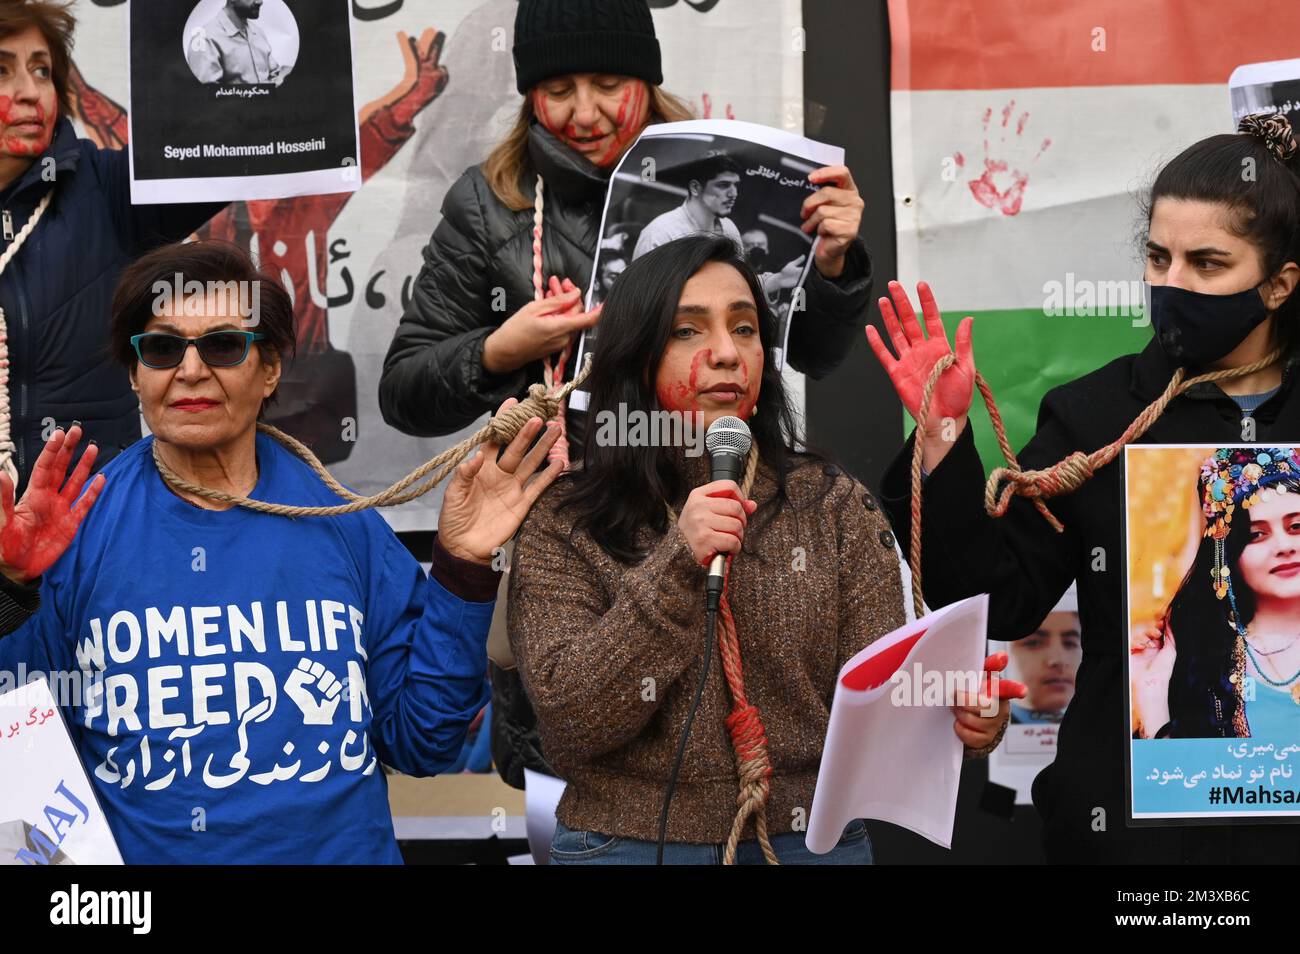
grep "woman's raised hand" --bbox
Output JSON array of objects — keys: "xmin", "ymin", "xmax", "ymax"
[
  {"xmin": 437, "ymin": 398, "xmax": 563, "ymax": 565},
  {"xmin": 866, "ymin": 280, "xmax": 976, "ymax": 437},
  {"xmin": 0, "ymin": 425, "xmax": 106, "ymax": 583}
]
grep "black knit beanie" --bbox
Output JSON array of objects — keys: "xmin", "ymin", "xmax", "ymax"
[{"xmin": 513, "ymin": 0, "xmax": 663, "ymax": 94}]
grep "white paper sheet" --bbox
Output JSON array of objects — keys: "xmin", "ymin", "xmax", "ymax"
[
  {"xmin": 0, "ymin": 679, "xmax": 123, "ymax": 865},
  {"xmin": 523, "ymin": 767, "xmax": 566, "ymax": 866},
  {"xmin": 806, "ymin": 594, "xmax": 989, "ymax": 852}
]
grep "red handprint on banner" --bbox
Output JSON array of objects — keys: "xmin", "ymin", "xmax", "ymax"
[
  {"xmin": 700, "ymin": 93, "xmax": 735, "ymax": 120},
  {"xmin": 958, "ymin": 100, "xmax": 1051, "ymax": 217}
]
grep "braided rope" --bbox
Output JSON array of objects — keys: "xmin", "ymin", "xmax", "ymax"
[
  {"xmin": 531, "ymin": 173, "xmax": 575, "ymax": 468},
  {"xmin": 531, "ymin": 173, "xmax": 545, "ymax": 303},
  {"xmin": 665, "ymin": 444, "xmax": 775, "ymax": 864},
  {"xmin": 0, "ymin": 191, "xmax": 53, "ymax": 487},
  {"xmin": 153, "ymin": 356, "xmax": 592, "ymax": 516},
  {"xmin": 906, "ymin": 348, "xmax": 1284, "ymax": 619}
]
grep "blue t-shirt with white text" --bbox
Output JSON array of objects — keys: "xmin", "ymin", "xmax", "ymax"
[{"xmin": 0, "ymin": 433, "xmax": 492, "ymax": 864}]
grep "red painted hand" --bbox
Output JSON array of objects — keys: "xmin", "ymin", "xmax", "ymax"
[
  {"xmin": 980, "ymin": 651, "xmax": 1027, "ymax": 701},
  {"xmin": 950, "ymin": 651, "xmax": 1026, "ymax": 750},
  {"xmin": 866, "ymin": 280, "xmax": 976, "ymax": 436},
  {"xmin": 0, "ymin": 426, "xmax": 106, "ymax": 584}
]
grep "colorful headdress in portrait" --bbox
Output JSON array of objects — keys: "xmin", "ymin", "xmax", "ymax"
[{"xmin": 1199, "ymin": 447, "xmax": 1300, "ymax": 634}]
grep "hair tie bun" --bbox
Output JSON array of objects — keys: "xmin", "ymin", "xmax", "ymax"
[{"xmin": 1238, "ymin": 112, "xmax": 1298, "ymax": 162}]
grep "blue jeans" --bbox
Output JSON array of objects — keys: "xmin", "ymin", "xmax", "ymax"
[{"xmin": 549, "ymin": 819, "xmax": 873, "ymax": 865}]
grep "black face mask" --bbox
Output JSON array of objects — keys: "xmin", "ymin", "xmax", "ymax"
[{"xmin": 1148, "ymin": 283, "xmax": 1270, "ymax": 367}]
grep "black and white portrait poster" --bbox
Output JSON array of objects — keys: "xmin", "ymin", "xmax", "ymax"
[
  {"xmin": 569, "ymin": 120, "xmax": 843, "ymax": 411},
  {"xmin": 1230, "ymin": 57, "xmax": 1300, "ymax": 130},
  {"xmin": 128, "ymin": 0, "xmax": 361, "ymax": 204}
]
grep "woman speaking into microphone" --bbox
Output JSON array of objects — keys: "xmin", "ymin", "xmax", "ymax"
[
  {"xmin": 507, "ymin": 234, "xmax": 1011, "ymax": 865},
  {"xmin": 868, "ymin": 116, "xmax": 1300, "ymax": 864},
  {"xmin": 378, "ymin": 0, "xmax": 876, "ymax": 794}
]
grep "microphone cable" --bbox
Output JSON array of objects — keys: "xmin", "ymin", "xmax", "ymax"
[{"xmin": 656, "ymin": 593, "xmax": 720, "ymax": 865}]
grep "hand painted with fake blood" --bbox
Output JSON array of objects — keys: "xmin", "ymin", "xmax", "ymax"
[
  {"xmin": 802, "ymin": 165, "xmax": 865, "ymax": 278},
  {"xmin": 544, "ymin": 276, "xmax": 584, "ymax": 314},
  {"xmin": 0, "ymin": 426, "xmax": 106, "ymax": 584},
  {"xmin": 950, "ymin": 652, "xmax": 1025, "ymax": 750},
  {"xmin": 866, "ymin": 281, "xmax": 975, "ymax": 437}
]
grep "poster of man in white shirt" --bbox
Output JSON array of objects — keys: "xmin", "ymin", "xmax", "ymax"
[
  {"xmin": 632, "ymin": 151, "xmax": 744, "ymax": 257},
  {"xmin": 184, "ymin": 0, "xmax": 297, "ymax": 87},
  {"xmin": 130, "ymin": 0, "xmax": 357, "ymax": 204}
]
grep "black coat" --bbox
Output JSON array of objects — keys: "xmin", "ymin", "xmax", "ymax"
[
  {"xmin": 881, "ymin": 338, "xmax": 1300, "ymax": 862},
  {"xmin": 0, "ymin": 118, "xmax": 220, "ymax": 490}
]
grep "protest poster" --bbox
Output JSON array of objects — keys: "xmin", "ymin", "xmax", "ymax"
[
  {"xmin": 987, "ymin": 586, "xmax": 1081, "ymax": 804},
  {"xmin": 0, "ymin": 678, "xmax": 123, "ymax": 865},
  {"xmin": 1126, "ymin": 444, "xmax": 1300, "ymax": 822},
  {"xmin": 569, "ymin": 119, "xmax": 842, "ymax": 409},
  {"xmin": 129, "ymin": 0, "xmax": 361, "ymax": 203},
  {"xmin": 1230, "ymin": 57, "xmax": 1300, "ymax": 131}
]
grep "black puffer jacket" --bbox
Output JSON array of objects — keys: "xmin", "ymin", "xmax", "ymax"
[{"xmin": 380, "ymin": 120, "xmax": 876, "ymax": 788}]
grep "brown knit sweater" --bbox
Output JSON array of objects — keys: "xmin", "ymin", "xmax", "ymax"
[{"xmin": 508, "ymin": 451, "xmax": 915, "ymax": 844}]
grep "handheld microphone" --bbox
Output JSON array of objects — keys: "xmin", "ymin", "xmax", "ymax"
[{"xmin": 704, "ymin": 416, "xmax": 752, "ymax": 612}]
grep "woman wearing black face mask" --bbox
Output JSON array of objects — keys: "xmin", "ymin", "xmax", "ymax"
[{"xmin": 867, "ymin": 114, "xmax": 1300, "ymax": 864}]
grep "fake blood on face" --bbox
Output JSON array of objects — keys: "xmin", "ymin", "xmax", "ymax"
[
  {"xmin": 0, "ymin": 96, "xmax": 54, "ymax": 157},
  {"xmin": 657, "ymin": 348, "xmax": 759, "ymax": 420},
  {"xmin": 532, "ymin": 82, "xmax": 648, "ymax": 169},
  {"xmin": 593, "ymin": 83, "xmax": 647, "ymax": 167},
  {"xmin": 734, "ymin": 356, "xmax": 757, "ymax": 419},
  {"xmin": 656, "ymin": 347, "xmax": 709, "ymax": 413}
]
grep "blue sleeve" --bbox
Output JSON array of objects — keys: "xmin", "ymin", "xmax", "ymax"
[
  {"xmin": 0, "ymin": 568, "xmax": 75, "ymax": 702},
  {"xmin": 358, "ymin": 518, "xmax": 492, "ymax": 777},
  {"xmin": 93, "ymin": 143, "xmax": 225, "ymax": 252}
]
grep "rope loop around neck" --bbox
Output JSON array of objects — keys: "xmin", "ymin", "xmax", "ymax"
[{"xmin": 153, "ymin": 356, "xmax": 592, "ymax": 518}]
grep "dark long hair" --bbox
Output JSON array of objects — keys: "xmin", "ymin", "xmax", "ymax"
[
  {"xmin": 1165, "ymin": 475, "xmax": 1300, "ymax": 737},
  {"xmin": 559, "ymin": 234, "xmax": 823, "ymax": 563},
  {"xmin": 1143, "ymin": 123, "xmax": 1300, "ymax": 354}
]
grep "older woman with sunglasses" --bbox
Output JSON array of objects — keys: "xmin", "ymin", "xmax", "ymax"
[{"xmin": 0, "ymin": 240, "xmax": 563, "ymax": 865}]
